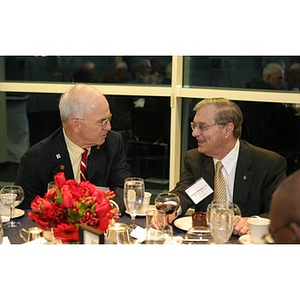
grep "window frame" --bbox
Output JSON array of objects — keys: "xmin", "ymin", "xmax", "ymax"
[{"xmin": 1, "ymin": 56, "xmax": 300, "ymax": 189}]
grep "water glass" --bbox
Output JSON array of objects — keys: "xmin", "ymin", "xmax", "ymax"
[
  {"xmin": 206, "ymin": 201, "xmax": 241, "ymax": 227},
  {"xmin": 145, "ymin": 209, "xmax": 169, "ymax": 244},
  {"xmin": 209, "ymin": 204, "xmax": 234, "ymax": 244}
]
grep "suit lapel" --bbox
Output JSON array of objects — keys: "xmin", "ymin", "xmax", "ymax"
[
  {"xmin": 233, "ymin": 141, "xmax": 253, "ymax": 207},
  {"xmin": 87, "ymin": 146, "xmax": 107, "ymax": 182},
  {"xmin": 51, "ymin": 131, "xmax": 74, "ymax": 179},
  {"xmin": 196, "ymin": 156, "xmax": 214, "ymax": 202}
]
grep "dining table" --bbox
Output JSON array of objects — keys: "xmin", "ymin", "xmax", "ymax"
[{"xmin": 2, "ymin": 207, "xmax": 240, "ymax": 244}]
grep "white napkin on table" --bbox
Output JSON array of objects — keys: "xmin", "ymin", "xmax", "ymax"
[{"xmin": 2, "ymin": 236, "xmax": 11, "ymax": 245}]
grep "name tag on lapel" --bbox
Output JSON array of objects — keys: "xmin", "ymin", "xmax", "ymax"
[{"xmin": 185, "ymin": 177, "xmax": 213, "ymax": 205}]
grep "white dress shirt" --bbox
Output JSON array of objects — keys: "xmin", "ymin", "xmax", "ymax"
[
  {"xmin": 213, "ymin": 139, "xmax": 240, "ymax": 202},
  {"xmin": 63, "ymin": 128, "xmax": 91, "ymax": 182}
]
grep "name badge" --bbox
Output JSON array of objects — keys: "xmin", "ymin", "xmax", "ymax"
[{"xmin": 185, "ymin": 177, "xmax": 213, "ymax": 205}]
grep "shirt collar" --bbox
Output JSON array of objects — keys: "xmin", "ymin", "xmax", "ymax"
[
  {"xmin": 213, "ymin": 139, "xmax": 240, "ymax": 174},
  {"xmin": 63, "ymin": 128, "xmax": 91, "ymax": 159}
]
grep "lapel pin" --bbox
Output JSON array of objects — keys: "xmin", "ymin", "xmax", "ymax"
[
  {"xmin": 243, "ymin": 175, "xmax": 247, "ymax": 181},
  {"xmin": 56, "ymin": 154, "xmax": 61, "ymax": 159}
]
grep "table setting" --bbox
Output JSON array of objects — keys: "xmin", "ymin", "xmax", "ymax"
[{"xmin": 1, "ymin": 175, "xmax": 273, "ymax": 245}]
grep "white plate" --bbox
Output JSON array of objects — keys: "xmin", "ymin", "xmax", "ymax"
[
  {"xmin": 238, "ymin": 234, "xmax": 252, "ymax": 244},
  {"xmin": 174, "ymin": 216, "xmax": 192, "ymax": 231},
  {"xmin": 1, "ymin": 208, "xmax": 25, "ymax": 223},
  {"xmin": 125, "ymin": 205, "xmax": 155, "ymax": 217}
]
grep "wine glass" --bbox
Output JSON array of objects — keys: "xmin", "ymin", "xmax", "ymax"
[
  {"xmin": 123, "ymin": 177, "xmax": 145, "ymax": 230},
  {"xmin": 154, "ymin": 192, "xmax": 180, "ymax": 216},
  {"xmin": 0, "ymin": 185, "xmax": 24, "ymax": 228},
  {"xmin": 209, "ymin": 204, "xmax": 234, "ymax": 244}
]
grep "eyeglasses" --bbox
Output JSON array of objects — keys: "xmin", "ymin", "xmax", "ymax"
[
  {"xmin": 190, "ymin": 122, "xmax": 226, "ymax": 132},
  {"xmin": 74, "ymin": 113, "xmax": 112, "ymax": 127}
]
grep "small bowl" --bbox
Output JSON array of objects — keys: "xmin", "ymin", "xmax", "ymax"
[{"xmin": 106, "ymin": 223, "xmax": 131, "ymax": 244}]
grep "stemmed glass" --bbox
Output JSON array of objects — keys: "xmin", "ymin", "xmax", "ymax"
[
  {"xmin": 0, "ymin": 185, "xmax": 25, "ymax": 228},
  {"xmin": 123, "ymin": 177, "xmax": 145, "ymax": 230},
  {"xmin": 155, "ymin": 192, "xmax": 180, "ymax": 215}
]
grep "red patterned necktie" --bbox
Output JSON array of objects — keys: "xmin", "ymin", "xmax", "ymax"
[
  {"xmin": 213, "ymin": 161, "xmax": 227, "ymax": 202},
  {"xmin": 80, "ymin": 149, "xmax": 88, "ymax": 182}
]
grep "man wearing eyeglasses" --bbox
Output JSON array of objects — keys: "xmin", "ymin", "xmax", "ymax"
[
  {"xmin": 171, "ymin": 97, "xmax": 287, "ymax": 236},
  {"xmin": 268, "ymin": 170, "xmax": 300, "ymax": 243},
  {"xmin": 16, "ymin": 84, "xmax": 131, "ymax": 212}
]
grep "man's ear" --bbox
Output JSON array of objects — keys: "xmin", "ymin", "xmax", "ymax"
[
  {"xmin": 224, "ymin": 122, "xmax": 234, "ymax": 137},
  {"xmin": 70, "ymin": 119, "xmax": 81, "ymax": 134},
  {"xmin": 289, "ymin": 222, "xmax": 300, "ymax": 243}
]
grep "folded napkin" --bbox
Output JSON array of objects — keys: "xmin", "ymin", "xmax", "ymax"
[
  {"xmin": 2, "ymin": 236, "xmax": 11, "ymax": 245},
  {"xmin": 22, "ymin": 237, "xmax": 48, "ymax": 245},
  {"xmin": 1, "ymin": 216, "xmax": 10, "ymax": 223}
]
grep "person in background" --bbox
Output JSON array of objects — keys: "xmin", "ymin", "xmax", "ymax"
[
  {"xmin": 268, "ymin": 169, "xmax": 300, "ymax": 243},
  {"xmin": 72, "ymin": 61, "xmax": 99, "ymax": 83},
  {"xmin": 16, "ymin": 84, "xmax": 131, "ymax": 212},
  {"xmin": 246, "ymin": 62, "xmax": 285, "ymax": 90},
  {"xmin": 171, "ymin": 97, "xmax": 287, "ymax": 236},
  {"xmin": 285, "ymin": 62, "xmax": 300, "ymax": 91},
  {"xmin": 243, "ymin": 62, "xmax": 296, "ymax": 152}
]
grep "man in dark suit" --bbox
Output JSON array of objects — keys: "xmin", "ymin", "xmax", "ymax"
[
  {"xmin": 16, "ymin": 84, "xmax": 131, "ymax": 213},
  {"xmin": 171, "ymin": 98, "xmax": 287, "ymax": 236}
]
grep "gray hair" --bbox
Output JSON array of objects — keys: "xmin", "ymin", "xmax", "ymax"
[
  {"xmin": 193, "ymin": 97, "xmax": 243, "ymax": 138},
  {"xmin": 59, "ymin": 84, "xmax": 105, "ymax": 124},
  {"xmin": 262, "ymin": 63, "xmax": 283, "ymax": 79}
]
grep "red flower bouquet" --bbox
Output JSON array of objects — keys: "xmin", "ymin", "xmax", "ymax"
[{"xmin": 29, "ymin": 172, "xmax": 118, "ymax": 243}]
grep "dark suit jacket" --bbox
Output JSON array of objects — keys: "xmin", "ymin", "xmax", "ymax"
[
  {"xmin": 171, "ymin": 140, "xmax": 287, "ymax": 217},
  {"xmin": 16, "ymin": 127, "xmax": 131, "ymax": 212}
]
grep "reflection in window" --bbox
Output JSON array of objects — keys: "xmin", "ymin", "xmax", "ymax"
[
  {"xmin": 1, "ymin": 91, "xmax": 170, "ymax": 197},
  {"xmin": 3, "ymin": 56, "xmax": 172, "ymax": 85},
  {"xmin": 184, "ymin": 56, "xmax": 300, "ymax": 91}
]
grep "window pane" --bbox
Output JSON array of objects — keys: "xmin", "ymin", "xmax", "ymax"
[
  {"xmin": 3, "ymin": 56, "xmax": 172, "ymax": 85},
  {"xmin": 184, "ymin": 56, "xmax": 300, "ymax": 91},
  {"xmin": 182, "ymin": 98, "xmax": 300, "ymax": 176},
  {"xmin": 0, "ymin": 91, "xmax": 170, "ymax": 197}
]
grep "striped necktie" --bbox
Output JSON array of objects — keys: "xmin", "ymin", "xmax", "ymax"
[
  {"xmin": 80, "ymin": 149, "xmax": 88, "ymax": 182},
  {"xmin": 213, "ymin": 161, "xmax": 227, "ymax": 202}
]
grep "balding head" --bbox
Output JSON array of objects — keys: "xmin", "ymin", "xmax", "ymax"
[
  {"xmin": 269, "ymin": 170, "xmax": 300, "ymax": 243},
  {"xmin": 262, "ymin": 63, "xmax": 284, "ymax": 89}
]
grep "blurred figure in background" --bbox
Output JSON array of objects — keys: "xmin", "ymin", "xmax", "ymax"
[
  {"xmin": 130, "ymin": 58, "xmax": 153, "ymax": 84},
  {"xmin": 72, "ymin": 61, "xmax": 99, "ymax": 83},
  {"xmin": 246, "ymin": 62, "xmax": 285, "ymax": 90},
  {"xmin": 286, "ymin": 62, "xmax": 300, "ymax": 91},
  {"xmin": 102, "ymin": 61, "xmax": 132, "ymax": 83}
]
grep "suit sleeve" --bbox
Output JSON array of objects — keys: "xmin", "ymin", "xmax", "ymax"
[{"xmin": 170, "ymin": 151, "xmax": 196, "ymax": 215}]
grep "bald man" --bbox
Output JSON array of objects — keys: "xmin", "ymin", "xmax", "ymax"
[
  {"xmin": 16, "ymin": 84, "xmax": 131, "ymax": 211},
  {"xmin": 269, "ymin": 170, "xmax": 300, "ymax": 243}
]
